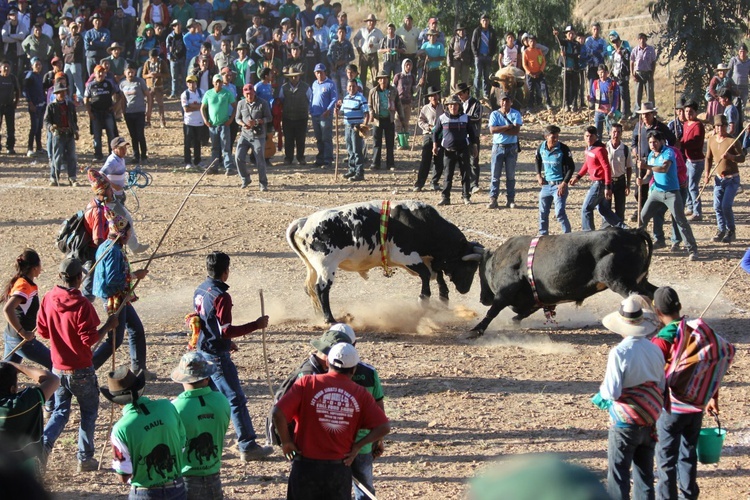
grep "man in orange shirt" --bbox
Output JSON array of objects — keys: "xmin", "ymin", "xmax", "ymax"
[{"xmin": 522, "ymin": 34, "xmax": 551, "ymax": 111}]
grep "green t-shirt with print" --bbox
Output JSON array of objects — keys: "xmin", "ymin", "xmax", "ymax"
[
  {"xmin": 111, "ymin": 397, "xmax": 186, "ymax": 488},
  {"xmin": 351, "ymin": 362, "xmax": 384, "ymax": 455},
  {"xmin": 172, "ymin": 386, "xmax": 231, "ymax": 477}
]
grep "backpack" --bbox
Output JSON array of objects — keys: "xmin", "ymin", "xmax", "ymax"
[
  {"xmin": 56, "ymin": 210, "xmax": 94, "ymax": 262},
  {"xmin": 666, "ymin": 145, "xmax": 688, "ymax": 187},
  {"xmin": 666, "ymin": 318, "xmax": 735, "ymax": 408}
]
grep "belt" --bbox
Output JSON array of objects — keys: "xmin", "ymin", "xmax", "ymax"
[
  {"xmin": 132, "ymin": 478, "xmax": 185, "ymax": 491},
  {"xmin": 720, "ymin": 174, "xmax": 736, "ymax": 179},
  {"xmin": 494, "ymin": 143, "xmax": 516, "ymax": 148},
  {"xmin": 293, "ymin": 456, "xmax": 344, "ymax": 465},
  {"xmin": 546, "ymin": 180, "xmax": 563, "ymax": 185},
  {"xmin": 185, "ymin": 473, "xmax": 220, "ymax": 482},
  {"xmin": 53, "ymin": 366, "xmax": 94, "ymax": 375}
]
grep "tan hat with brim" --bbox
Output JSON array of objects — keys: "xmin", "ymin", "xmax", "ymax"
[{"xmin": 602, "ymin": 296, "xmax": 658, "ymax": 337}]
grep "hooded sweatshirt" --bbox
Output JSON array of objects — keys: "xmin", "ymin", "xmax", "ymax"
[
  {"xmin": 36, "ymin": 285, "xmax": 101, "ymax": 370},
  {"xmin": 393, "ymin": 58, "xmax": 415, "ymax": 105}
]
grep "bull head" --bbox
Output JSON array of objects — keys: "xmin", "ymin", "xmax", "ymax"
[
  {"xmin": 462, "ymin": 245, "xmax": 485, "ymax": 262},
  {"xmin": 446, "ymin": 243, "xmax": 484, "ymax": 294}
]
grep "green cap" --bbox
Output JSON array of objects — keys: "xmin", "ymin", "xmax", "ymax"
[{"xmin": 310, "ymin": 330, "xmax": 352, "ymax": 355}]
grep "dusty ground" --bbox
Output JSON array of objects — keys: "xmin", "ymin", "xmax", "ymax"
[{"xmin": 1, "ymin": 99, "xmax": 748, "ymax": 499}]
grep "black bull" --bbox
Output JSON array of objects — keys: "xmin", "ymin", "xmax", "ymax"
[
  {"xmin": 141, "ymin": 443, "xmax": 177, "ymax": 480},
  {"xmin": 469, "ymin": 228, "xmax": 657, "ymax": 338}
]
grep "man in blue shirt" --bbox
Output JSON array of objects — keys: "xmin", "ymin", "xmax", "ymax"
[
  {"xmin": 638, "ymin": 130, "xmax": 698, "ymax": 260},
  {"xmin": 309, "ymin": 63, "xmax": 337, "ymax": 167},
  {"xmin": 487, "ymin": 92, "xmax": 522, "ymax": 209},
  {"xmin": 83, "ymin": 13, "xmax": 111, "ymax": 76},
  {"xmin": 417, "ymin": 31, "xmax": 445, "ymax": 93},
  {"xmin": 337, "ymin": 78, "xmax": 369, "ymax": 181},
  {"xmin": 535, "ymin": 125, "xmax": 574, "ymax": 235},
  {"xmin": 584, "ymin": 23, "xmax": 607, "ymax": 107}
]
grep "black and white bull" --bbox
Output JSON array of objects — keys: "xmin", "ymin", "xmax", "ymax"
[
  {"xmin": 286, "ymin": 200, "xmax": 484, "ymax": 323},
  {"xmin": 469, "ymin": 228, "xmax": 657, "ymax": 338}
]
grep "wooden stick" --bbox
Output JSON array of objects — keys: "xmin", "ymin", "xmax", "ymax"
[
  {"xmin": 259, "ymin": 290, "xmax": 275, "ymax": 399},
  {"xmin": 86, "ymin": 233, "xmax": 120, "ymax": 278},
  {"xmin": 334, "ymin": 111, "xmax": 340, "ymax": 180},
  {"xmin": 353, "ymin": 476, "xmax": 378, "ymax": 500},
  {"xmin": 129, "ymin": 233, "xmax": 242, "ymax": 264},
  {"xmin": 410, "ymin": 57, "xmax": 429, "ymax": 151},
  {"xmin": 637, "ymin": 118, "xmax": 645, "ymax": 226},
  {"xmin": 697, "ymin": 130, "xmax": 746, "ymax": 200},
  {"xmin": 3, "ymin": 338, "xmax": 28, "ymax": 361},
  {"xmin": 700, "ymin": 259, "xmax": 742, "ymax": 318}
]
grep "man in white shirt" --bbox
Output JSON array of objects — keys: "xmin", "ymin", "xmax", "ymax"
[
  {"xmin": 395, "ymin": 14, "xmax": 419, "ymax": 64},
  {"xmin": 605, "ymin": 122, "xmax": 632, "ymax": 223},
  {"xmin": 352, "ymin": 14, "xmax": 383, "ymax": 89}
]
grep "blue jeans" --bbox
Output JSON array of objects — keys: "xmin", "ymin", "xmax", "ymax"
[
  {"xmin": 581, "ymin": 181, "xmax": 626, "ymax": 231},
  {"xmin": 312, "ymin": 114, "xmax": 333, "ymax": 165},
  {"xmin": 43, "ymin": 367, "xmax": 99, "ymax": 461},
  {"xmin": 91, "ymin": 109, "xmax": 117, "ymax": 158},
  {"xmin": 474, "ymin": 56, "xmax": 492, "ymax": 98},
  {"xmin": 345, "ymin": 123, "xmax": 365, "ymax": 176},
  {"xmin": 130, "ymin": 479, "xmax": 187, "ymax": 500},
  {"xmin": 538, "ymin": 182, "xmax": 571, "ymax": 235},
  {"xmin": 685, "ymin": 159, "xmax": 704, "ymax": 216},
  {"xmin": 713, "ymin": 174, "xmax": 740, "ymax": 231},
  {"xmin": 209, "ymin": 124, "xmax": 235, "ymax": 172},
  {"xmin": 235, "ymin": 134, "xmax": 267, "ymax": 186},
  {"xmin": 594, "ymin": 111, "xmax": 609, "ymax": 139},
  {"xmin": 28, "ymin": 106, "xmax": 45, "ymax": 151},
  {"xmin": 169, "ymin": 59, "xmax": 186, "ymax": 97},
  {"xmin": 202, "ymin": 351, "xmax": 257, "ymax": 451},
  {"xmin": 489, "ymin": 143, "xmax": 517, "ymax": 200},
  {"xmin": 49, "ymin": 133, "xmax": 77, "ymax": 181},
  {"xmin": 653, "ymin": 186, "xmax": 687, "ymax": 245},
  {"xmin": 185, "ymin": 473, "xmax": 222, "ymax": 500},
  {"xmin": 92, "ymin": 303, "xmax": 147, "ymax": 372},
  {"xmin": 352, "ymin": 452, "xmax": 374, "ymax": 500},
  {"xmin": 64, "ymin": 62, "xmax": 85, "ymax": 100},
  {"xmin": 607, "ymin": 425, "xmax": 656, "ymax": 500},
  {"xmin": 3, "ymin": 329, "xmax": 51, "ymax": 368},
  {"xmin": 656, "ymin": 410, "xmax": 703, "ymax": 500}
]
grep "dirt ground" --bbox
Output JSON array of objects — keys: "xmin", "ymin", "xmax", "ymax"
[{"xmin": 1, "ymin": 99, "xmax": 748, "ymax": 499}]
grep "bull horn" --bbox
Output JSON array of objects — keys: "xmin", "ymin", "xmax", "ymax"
[
  {"xmin": 462, "ymin": 253, "xmax": 483, "ymax": 262},
  {"xmin": 472, "ymin": 245, "xmax": 485, "ymax": 253}
]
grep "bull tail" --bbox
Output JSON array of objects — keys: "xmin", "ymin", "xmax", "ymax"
[
  {"xmin": 634, "ymin": 227, "xmax": 654, "ymax": 280},
  {"xmin": 286, "ymin": 218, "xmax": 322, "ymax": 314}
]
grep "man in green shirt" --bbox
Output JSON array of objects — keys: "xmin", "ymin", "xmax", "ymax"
[
  {"xmin": 171, "ymin": 351, "xmax": 230, "ymax": 500},
  {"xmin": 103, "ymin": 366, "xmax": 187, "ymax": 498},
  {"xmin": 201, "ymin": 74, "xmax": 236, "ymax": 175}
]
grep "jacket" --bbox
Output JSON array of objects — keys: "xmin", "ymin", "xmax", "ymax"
[
  {"xmin": 44, "ymin": 97, "xmax": 78, "ymax": 133},
  {"xmin": 367, "ymin": 85, "xmax": 404, "ymax": 124},
  {"xmin": 1, "ymin": 21, "xmax": 27, "ymax": 55},
  {"xmin": 61, "ymin": 33, "xmax": 83, "ymax": 64},
  {"xmin": 21, "ymin": 33, "xmax": 53, "ymax": 60},
  {"xmin": 166, "ymin": 31, "xmax": 186, "ymax": 61},
  {"xmin": 448, "ymin": 34, "xmax": 472, "ymax": 66},
  {"xmin": 471, "ymin": 26, "xmax": 497, "ymax": 59}
]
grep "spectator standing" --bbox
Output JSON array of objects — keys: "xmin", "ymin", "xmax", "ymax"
[
  {"xmin": 142, "ymin": 48, "xmax": 168, "ymax": 128},
  {"xmin": 682, "ymin": 100, "xmax": 705, "ymax": 221},
  {"xmin": 24, "ymin": 57, "xmax": 45, "ymax": 157},
  {"xmin": 590, "ymin": 64, "xmax": 620, "ymax": 138},
  {"xmin": 193, "ymin": 0, "xmax": 213, "ymax": 22},
  {"xmin": 454, "ymin": 81, "xmax": 481, "ymax": 193},
  {"xmin": 301, "ymin": 26, "xmax": 321, "ymax": 84},
  {"xmin": 206, "ymin": 20, "xmax": 228, "ymax": 55},
  {"xmin": 309, "ymin": 62, "xmax": 336, "ymax": 167},
  {"xmin": 498, "ymin": 31, "xmax": 519, "ymax": 69},
  {"xmin": 170, "ymin": 352, "xmax": 230, "ymax": 500},
  {"xmin": 392, "ymin": 58, "xmax": 415, "ymax": 147},
  {"xmin": 39, "ymin": 257, "xmax": 118, "ymax": 473},
  {"xmin": 535, "ymin": 125, "xmax": 574, "ymax": 234},
  {"xmin": 84, "ymin": 64, "xmax": 119, "ymax": 160},
  {"xmin": 119, "ymin": 65, "xmax": 149, "ymax": 164},
  {"xmin": 0, "ymin": 60, "xmax": 19, "ymax": 155},
  {"xmin": 144, "ymin": 0, "xmax": 170, "ymax": 28},
  {"xmin": 134, "ymin": 24, "xmax": 157, "ymax": 73},
  {"xmin": 82, "ymin": 13, "xmax": 110, "ymax": 76},
  {"xmin": 554, "ymin": 26, "xmax": 580, "ymax": 111},
  {"xmin": 171, "ymin": 0, "xmax": 195, "ymax": 30},
  {"xmin": 728, "ymin": 44, "xmax": 750, "ymax": 105},
  {"xmin": 379, "ymin": 22, "xmax": 405, "ymax": 80},
  {"xmin": 487, "ymin": 92, "xmax": 522, "ymax": 209},
  {"xmin": 418, "ymin": 17, "xmax": 445, "ymax": 47},
  {"xmin": 233, "ymin": 43, "xmax": 255, "ymax": 90},
  {"xmin": 108, "ymin": 7, "xmax": 135, "ymax": 60},
  {"xmin": 630, "ymin": 33, "xmax": 656, "ymax": 116},
  {"xmin": 395, "ymin": 14, "xmax": 419, "ymax": 64},
  {"xmin": 705, "ymin": 114, "xmax": 744, "ymax": 244},
  {"xmin": 351, "ymin": 14, "xmax": 382, "ymax": 89},
  {"xmin": 413, "ymin": 86, "xmax": 443, "ymax": 191},
  {"xmin": 201, "ymin": 74, "xmax": 236, "ymax": 174},
  {"xmin": 44, "ymin": 83, "xmax": 79, "ymax": 186},
  {"xmin": 235, "ymin": 84, "xmax": 272, "ymax": 190},
  {"xmin": 337, "ymin": 78, "xmax": 369, "ymax": 181},
  {"xmin": 368, "ymin": 71, "xmax": 404, "ymax": 172},
  {"xmin": 213, "ymin": 39, "xmax": 236, "ymax": 73},
  {"xmin": 417, "ymin": 30, "xmax": 444, "ymax": 93},
  {"xmin": 584, "ymin": 23, "xmax": 607, "ymax": 106},
  {"xmin": 523, "ymin": 35, "xmax": 551, "ymax": 111},
  {"xmin": 279, "ymin": 66, "xmax": 311, "ymax": 165},
  {"xmin": 609, "ymin": 31, "xmax": 631, "ymax": 117},
  {"xmin": 606, "ymin": 123, "xmax": 632, "ymax": 223},
  {"xmin": 2, "ymin": 9, "xmax": 28, "ymax": 77},
  {"xmin": 448, "ymin": 24, "xmax": 471, "ymax": 94},
  {"xmin": 166, "ymin": 19, "xmax": 187, "ymax": 99},
  {"xmin": 471, "ymin": 14, "xmax": 497, "ymax": 99},
  {"xmin": 182, "ymin": 74, "xmax": 205, "ymax": 169},
  {"xmin": 327, "ymin": 25, "xmax": 354, "ymax": 96},
  {"xmin": 434, "ymin": 94, "xmax": 477, "ymax": 205}
]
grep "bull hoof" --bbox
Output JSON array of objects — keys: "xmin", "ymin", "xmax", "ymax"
[
  {"xmin": 438, "ymin": 294, "xmax": 449, "ymax": 303},
  {"xmin": 466, "ymin": 328, "xmax": 485, "ymax": 340},
  {"xmin": 511, "ymin": 316, "xmax": 523, "ymax": 324},
  {"xmin": 418, "ymin": 295, "xmax": 430, "ymax": 308}
]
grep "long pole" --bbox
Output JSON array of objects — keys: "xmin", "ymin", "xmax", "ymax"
[
  {"xmin": 637, "ymin": 117, "xmax": 645, "ymax": 226},
  {"xmin": 555, "ymin": 30, "xmax": 565, "ymax": 112},
  {"xmin": 699, "ymin": 259, "xmax": 742, "ymax": 318},
  {"xmin": 697, "ymin": 130, "xmax": 746, "ymax": 200},
  {"xmin": 334, "ymin": 111, "xmax": 340, "ymax": 180},
  {"xmin": 411, "ymin": 57, "xmax": 429, "ymax": 151},
  {"xmin": 129, "ymin": 233, "xmax": 241, "ymax": 264},
  {"xmin": 259, "ymin": 290, "xmax": 275, "ymax": 399},
  {"xmin": 3, "ymin": 338, "xmax": 28, "ymax": 361}
]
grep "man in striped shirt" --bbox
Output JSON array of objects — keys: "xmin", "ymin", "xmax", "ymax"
[{"xmin": 337, "ymin": 79, "xmax": 369, "ymax": 181}]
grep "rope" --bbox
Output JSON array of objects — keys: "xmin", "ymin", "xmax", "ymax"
[
  {"xmin": 127, "ymin": 165, "xmax": 153, "ymax": 189},
  {"xmin": 379, "ymin": 200, "xmax": 395, "ymax": 278},
  {"xmin": 526, "ymin": 236, "xmax": 556, "ymax": 322}
]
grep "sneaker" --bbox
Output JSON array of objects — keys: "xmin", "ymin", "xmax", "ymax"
[
  {"xmin": 712, "ymin": 230, "xmax": 726, "ymax": 242},
  {"xmin": 688, "ymin": 214, "xmax": 702, "ymax": 221},
  {"xmin": 349, "ymin": 175, "xmax": 364, "ymax": 182},
  {"xmin": 487, "ymin": 197, "xmax": 499, "ymax": 209},
  {"xmin": 387, "ymin": 165, "xmax": 396, "ymax": 171},
  {"xmin": 77, "ymin": 458, "xmax": 99, "ymax": 472},
  {"xmin": 688, "ymin": 251, "xmax": 699, "ymax": 261},
  {"xmin": 44, "ymin": 399, "xmax": 54, "ymax": 413},
  {"xmin": 240, "ymin": 442, "xmax": 274, "ymax": 462},
  {"xmin": 652, "ymin": 240, "xmax": 667, "ymax": 250},
  {"xmin": 412, "ymin": 185, "xmax": 422, "ymax": 192},
  {"xmin": 132, "ymin": 243, "xmax": 150, "ymax": 254},
  {"xmin": 49, "ymin": 179, "xmax": 58, "ymax": 186},
  {"xmin": 185, "ymin": 163, "xmax": 193, "ymax": 170},
  {"xmin": 26, "ymin": 149, "xmax": 34, "ymax": 157},
  {"xmin": 722, "ymin": 230, "xmax": 736, "ymax": 243},
  {"xmin": 471, "ymin": 185, "xmax": 480, "ymax": 194},
  {"xmin": 320, "ymin": 163, "xmax": 330, "ymax": 169},
  {"xmin": 462, "ymin": 197, "xmax": 470, "ymax": 205},
  {"xmin": 670, "ymin": 242, "xmax": 682, "ymax": 252},
  {"xmin": 240, "ymin": 181, "xmax": 250, "ymax": 189},
  {"xmin": 7, "ymin": 149, "xmax": 16, "ymax": 155},
  {"xmin": 343, "ymin": 171, "xmax": 355, "ymax": 179},
  {"xmin": 431, "ymin": 183, "xmax": 441, "ymax": 191},
  {"xmin": 506, "ymin": 201, "xmax": 516, "ymax": 209},
  {"xmin": 69, "ymin": 178, "xmax": 81, "ymax": 187},
  {"xmin": 437, "ymin": 198, "xmax": 450, "ymax": 206},
  {"xmin": 260, "ymin": 185, "xmax": 268, "ymax": 192}
]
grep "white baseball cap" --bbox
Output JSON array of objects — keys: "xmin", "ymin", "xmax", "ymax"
[
  {"xmin": 328, "ymin": 343, "xmax": 360, "ymax": 369},
  {"xmin": 328, "ymin": 323, "xmax": 356, "ymax": 344}
]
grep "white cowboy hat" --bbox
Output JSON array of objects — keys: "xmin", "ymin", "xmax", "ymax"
[
  {"xmin": 208, "ymin": 20, "xmax": 227, "ymax": 33},
  {"xmin": 602, "ymin": 295, "xmax": 659, "ymax": 337}
]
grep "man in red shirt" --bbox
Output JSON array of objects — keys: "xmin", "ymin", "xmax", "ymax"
[
  {"xmin": 272, "ymin": 343, "xmax": 390, "ymax": 500},
  {"xmin": 681, "ymin": 100, "xmax": 706, "ymax": 221},
  {"xmin": 570, "ymin": 125, "xmax": 628, "ymax": 231},
  {"xmin": 37, "ymin": 257, "xmax": 118, "ymax": 472}
]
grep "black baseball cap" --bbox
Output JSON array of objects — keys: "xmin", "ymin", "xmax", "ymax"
[{"xmin": 654, "ymin": 287, "xmax": 681, "ymax": 314}]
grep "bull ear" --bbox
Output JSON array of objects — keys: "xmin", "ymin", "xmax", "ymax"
[{"xmin": 462, "ymin": 253, "xmax": 483, "ymax": 262}]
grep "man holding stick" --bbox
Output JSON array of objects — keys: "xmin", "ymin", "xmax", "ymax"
[
  {"xmin": 193, "ymin": 251, "xmax": 273, "ymax": 461},
  {"xmin": 705, "ymin": 114, "xmax": 745, "ymax": 243}
]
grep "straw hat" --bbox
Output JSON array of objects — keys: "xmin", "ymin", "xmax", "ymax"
[{"xmin": 602, "ymin": 296, "xmax": 658, "ymax": 337}]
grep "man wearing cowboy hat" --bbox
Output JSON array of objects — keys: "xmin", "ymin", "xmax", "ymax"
[
  {"xmin": 279, "ymin": 65, "xmax": 310, "ymax": 165},
  {"xmin": 417, "ymin": 29, "xmax": 445, "ymax": 92},
  {"xmin": 104, "ymin": 366, "xmax": 188, "ymax": 496},
  {"xmin": 595, "ymin": 295, "xmax": 665, "ymax": 500},
  {"xmin": 448, "ymin": 24, "xmax": 472, "ymax": 93},
  {"xmin": 44, "ymin": 82, "xmax": 79, "ymax": 186},
  {"xmin": 39, "ymin": 257, "xmax": 119, "ymax": 472},
  {"xmin": 434, "ymin": 93, "xmax": 477, "ymax": 205},
  {"xmin": 368, "ymin": 70, "xmax": 404, "ymax": 171},
  {"xmin": 104, "ymin": 42, "xmax": 126, "ymax": 84},
  {"xmin": 82, "ymin": 12, "xmax": 110, "ymax": 75},
  {"xmin": 630, "ymin": 33, "xmax": 656, "ymax": 115},
  {"xmin": 235, "ymin": 83, "xmax": 272, "ymax": 190},
  {"xmin": 166, "ymin": 19, "xmax": 187, "ymax": 98},
  {"xmin": 352, "ymin": 14, "xmax": 383, "ymax": 89},
  {"xmin": 413, "ymin": 85, "xmax": 444, "ymax": 191},
  {"xmin": 171, "ymin": 352, "xmax": 230, "ymax": 499},
  {"xmin": 454, "ymin": 81, "xmax": 482, "ymax": 193}
]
